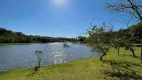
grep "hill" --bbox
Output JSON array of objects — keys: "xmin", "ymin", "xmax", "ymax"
[{"xmin": 0, "ymin": 27, "xmax": 77, "ymax": 43}]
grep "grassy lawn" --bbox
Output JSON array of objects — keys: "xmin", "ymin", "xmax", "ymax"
[{"xmin": 0, "ymin": 47, "xmax": 142, "ymax": 80}]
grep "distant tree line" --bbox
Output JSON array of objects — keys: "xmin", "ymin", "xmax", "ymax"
[
  {"xmin": 0, "ymin": 27, "xmax": 77, "ymax": 43},
  {"xmin": 77, "ymin": 36, "xmax": 86, "ymax": 43}
]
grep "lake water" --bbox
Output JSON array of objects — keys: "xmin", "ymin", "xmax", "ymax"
[{"xmin": 0, "ymin": 42, "xmax": 98, "ymax": 71}]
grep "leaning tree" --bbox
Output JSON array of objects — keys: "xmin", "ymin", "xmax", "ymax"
[{"xmin": 86, "ymin": 23, "xmax": 113, "ymax": 61}]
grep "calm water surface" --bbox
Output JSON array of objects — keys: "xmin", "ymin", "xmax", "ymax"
[{"xmin": 0, "ymin": 43, "xmax": 98, "ymax": 71}]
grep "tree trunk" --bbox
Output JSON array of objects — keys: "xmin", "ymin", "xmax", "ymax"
[
  {"xmin": 132, "ymin": 50, "xmax": 136, "ymax": 57},
  {"xmin": 100, "ymin": 53, "xmax": 107, "ymax": 61},
  {"xmin": 35, "ymin": 55, "xmax": 40, "ymax": 71},
  {"xmin": 129, "ymin": 46, "xmax": 136, "ymax": 57},
  {"xmin": 38, "ymin": 56, "xmax": 41, "ymax": 68},
  {"xmin": 141, "ymin": 44, "xmax": 142, "ymax": 64},
  {"xmin": 131, "ymin": 47, "xmax": 136, "ymax": 57},
  {"xmin": 35, "ymin": 66, "xmax": 40, "ymax": 71},
  {"xmin": 117, "ymin": 47, "xmax": 120, "ymax": 56}
]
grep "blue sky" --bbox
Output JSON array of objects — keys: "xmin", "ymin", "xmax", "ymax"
[{"xmin": 0, "ymin": 0, "xmax": 139, "ymax": 38}]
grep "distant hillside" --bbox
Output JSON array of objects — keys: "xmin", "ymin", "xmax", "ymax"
[
  {"xmin": 127, "ymin": 23, "xmax": 142, "ymax": 43},
  {"xmin": 0, "ymin": 28, "xmax": 77, "ymax": 43},
  {"xmin": 118, "ymin": 23, "xmax": 142, "ymax": 44}
]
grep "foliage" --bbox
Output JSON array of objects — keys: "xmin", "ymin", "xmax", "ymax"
[
  {"xmin": 0, "ymin": 27, "xmax": 77, "ymax": 43},
  {"xmin": 110, "ymin": 23, "xmax": 142, "ymax": 57},
  {"xmin": 106, "ymin": 0, "xmax": 142, "ymax": 63},
  {"xmin": 127, "ymin": 23, "xmax": 142, "ymax": 43},
  {"xmin": 77, "ymin": 36, "xmax": 86, "ymax": 42},
  {"xmin": 86, "ymin": 24, "xmax": 113, "ymax": 61},
  {"xmin": 86, "ymin": 22, "xmax": 142, "ymax": 58},
  {"xmin": 111, "ymin": 31, "xmax": 125, "ymax": 55}
]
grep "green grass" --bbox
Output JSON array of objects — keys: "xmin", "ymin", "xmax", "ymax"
[{"xmin": 0, "ymin": 47, "xmax": 142, "ymax": 80}]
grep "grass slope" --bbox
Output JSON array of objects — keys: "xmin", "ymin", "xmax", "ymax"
[{"xmin": 0, "ymin": 47, "xmax": 142, "ymax": 80}]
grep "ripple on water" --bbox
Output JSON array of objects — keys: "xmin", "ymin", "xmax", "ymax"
[{"xmin": 0, "ymin": 43, "xmax": 98, "ymax": 71}]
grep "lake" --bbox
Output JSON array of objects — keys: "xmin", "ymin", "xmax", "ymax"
[{"xmin": 0, "ymin": 42, "xmax": 98, "ymax": 71}]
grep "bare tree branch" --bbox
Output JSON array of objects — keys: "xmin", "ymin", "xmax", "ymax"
[{"xmin": 106, "ymin": 0, "xmax": 142, "ymax": 22}]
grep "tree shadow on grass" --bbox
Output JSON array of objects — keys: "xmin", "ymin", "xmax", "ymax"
[
  {"xmin": 120, "ymin": 54, "xmax": 140, "ymax": 59},
  {"xmin": 102, "ymin": 60, "xmax": 142, "ymax": 80},
  {"xmin": 26, "ymin": 71, "xmax": 37, "ymax": 77},
  {"xmin": 103, "ymin": 59, "xmax": 141, "ymax": 67},
  {"xmin": 104, "ymin": 70, "xmax": 142, "ymax": 80}
]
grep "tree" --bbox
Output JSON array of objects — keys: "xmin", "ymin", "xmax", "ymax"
[
  {"xmin": 106, "ymin": 0, "xmax": 142, "ymax": 61},
  {"xmin": 35, "ymin": 50, "xmax": 43, "ymax": 71},
  {"xmin": 0, "ymin": 27, "xmax": 77, "ymax": 43},
  {"xmin": 128, "ymin": 23, "xmax": 142, "ymax": 43},
  {"xmin": 86, "ymin": 24, "xmax": 113, "ymax": 61},
  {"xmin": 77, "ymin": 36, "xmax": 86, "ymax": 42},
  {"xmin": 106, "ymin": 0, "xmax": 142, "ymax": 22},
  {"xmin": 111, "ymin": 29, "xmax": 126, "ymax": 56}
]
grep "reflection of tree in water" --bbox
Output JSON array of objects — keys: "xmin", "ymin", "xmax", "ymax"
[{"xmin": 102, "ymin": 60, "xmax": 142, "ymax": 80}]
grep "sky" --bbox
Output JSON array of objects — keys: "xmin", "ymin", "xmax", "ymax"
[{"xmin": 0, "ymin": 0, "xmax": 140, "ymax": 38}]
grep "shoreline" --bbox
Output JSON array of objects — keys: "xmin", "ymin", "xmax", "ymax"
[{"xmin": 0, "ymin": 47, "xmax": 142, "ymax": 80}]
